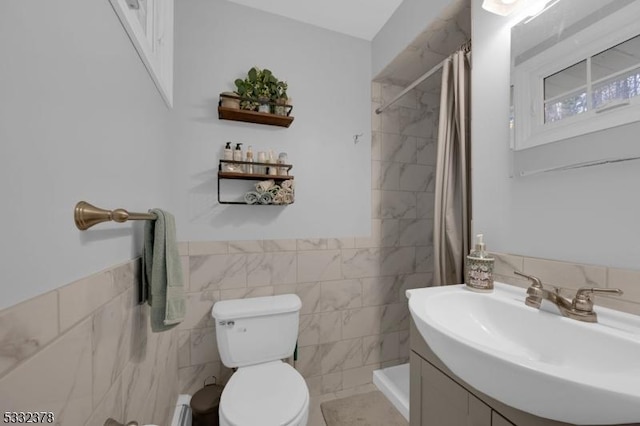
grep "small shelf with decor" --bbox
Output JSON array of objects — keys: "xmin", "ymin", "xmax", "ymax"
[
  {"xmin": 218, "ymin": 94, "xmax": 294, "ymax": 128},
  {"xmin": 218, "ymin": 67, "xmax": 294, "ymax": 128},
  {"xmin": 218, "ymin": 160, "xmax": 295, "ymax": 205}
]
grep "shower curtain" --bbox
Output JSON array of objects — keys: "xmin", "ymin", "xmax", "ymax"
[{"xmin": 433, "ymin": 48, "xmax": 471, "ymax": 286}]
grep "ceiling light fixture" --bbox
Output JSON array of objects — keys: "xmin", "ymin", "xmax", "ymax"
[{"xmin": 482, "ymin": 0, "xmax": 523, "ymax": 16}]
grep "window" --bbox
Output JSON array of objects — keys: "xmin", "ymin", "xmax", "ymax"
[
  {"xmin": 109, "ymin": 0, "xmax": 174, "ymax": 107},
  {"xmin": 511, "ymin": 1, "xmax": 640, "ymax": 150},
  {"xmin": 543, "ymin": 60, "xmax": 587, "ymax": 123},
  {"xmin": 543, "ymin": 35, "xmax": 640, "ymax": 124}
]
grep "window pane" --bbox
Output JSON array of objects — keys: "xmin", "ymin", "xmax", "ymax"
[
  {"xmin": 592, "ymin": 68, "xmax": 640, "ymax": 109},
  {"xmin": 544, "ymin": 91, "xmax": 587, "ymax": 123},
  {"xmin": 544, "ymin": 60, "xmax": 587, "ymax": 100},
  {"xmin": 592, "ymin": 34, "xmax": 640, "ymax": 82}
]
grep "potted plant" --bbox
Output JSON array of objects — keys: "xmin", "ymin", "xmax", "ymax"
[
  {"xmin": 233, "ymin": 67, "xmax": 289, "ymax": 114},
  {"xmin": 234, "ymin": 71, "xmax": 258, "ymax": 111},
  {"xmin": 220, "ymin": 91, "xmax": 240, "ymax": 109},
  {"xmin": 273, "ymin": 80, "xmax": 289, "ymax": 116}
]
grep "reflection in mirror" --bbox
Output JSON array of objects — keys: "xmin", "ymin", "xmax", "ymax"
[
  {"xmin": 509, "ymin": 0, "xmax": 640, "ymax": 176},
  {"xmin": 591, "ymin": 34, "xmax": 640, "ymax": 109},
  {"xmin": 543, "ymin": 60, "xmax": 586, "ymax": 123},
  {"xmin": 542, "ymin": 34, "xmax": 640, "ymax": 124}
]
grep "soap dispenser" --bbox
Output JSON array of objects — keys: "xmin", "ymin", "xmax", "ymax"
[
  {"xmin": 465, "ymin": 233, "xmax": 495, "ymax": 292},
  {"xmin": 223, "ymin": 142, "xmax": 233, "ymax": 171}
]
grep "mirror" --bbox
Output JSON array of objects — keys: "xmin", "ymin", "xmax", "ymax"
[{"xmin": 509, "ymin": 0, "xmax": 640, "ymax": 176}]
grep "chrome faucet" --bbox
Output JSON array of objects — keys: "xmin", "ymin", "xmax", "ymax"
[{"xmin": 514, "ymin": 271, "xmax": 623, "ymax": 323}]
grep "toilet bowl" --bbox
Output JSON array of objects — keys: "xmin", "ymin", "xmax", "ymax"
[
  {"xmin": 218, "ymin": 361, "xmax": 309, "ymax": 426},
  {"xmin": 212, "ymin": 295, "xmax": 309, "ymax": 426}
]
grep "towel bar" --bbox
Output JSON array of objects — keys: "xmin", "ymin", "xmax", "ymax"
[{"xmin": 74, "ymin": 201, "xmax": 157, "ymax": 230}]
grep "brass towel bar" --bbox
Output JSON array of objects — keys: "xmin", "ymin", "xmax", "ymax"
[{"xmin": 74, "ymin": 201, "xmax": 157, "ymax": 230}]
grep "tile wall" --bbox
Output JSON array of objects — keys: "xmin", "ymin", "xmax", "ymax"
[
  {"xmin": 0, "ymin": 259, "xmax": 179, "ymax": 426},
  {"xmin": 176, "ymin": 237, "xmax": 432, "ymax": 398},
  {"xmin": 493, "ymin": 253, "xmax": 640, "ymax": 315}
]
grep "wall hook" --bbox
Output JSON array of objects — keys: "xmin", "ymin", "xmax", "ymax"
[{"xmin": 353, "ymin": 133, "xmax": 364, "ymax": 144}]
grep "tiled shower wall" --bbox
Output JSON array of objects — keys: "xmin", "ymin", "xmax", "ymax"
[{"xmin": 0, "ymin": 259, "xmax": 179, "ymax": 426}]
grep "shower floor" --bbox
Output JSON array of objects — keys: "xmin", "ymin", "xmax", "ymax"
[{"xmin": 373, "ymin": 363, "xmax": 409, "ymax": 421}]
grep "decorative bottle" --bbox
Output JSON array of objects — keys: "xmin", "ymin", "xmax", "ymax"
[
  {"xmin": 465, "ymin": 233, "xmax": 494, "ymax": 292},
  {"xmin": 267, "ymin": 150, "xmax": 277, "ymax": 175},
  {"xmin": 245, "ymin": 145, "xmax": 254, "ymax": 174},
  {"xmin": 257, "ymin": 151, "xmax": 266, "ymax": 174},
  {"xmin": 233, "ymin": 143, "xmax": 243, "ymax": 172},
  {"xmin": 278, "ymin": 152, "xmax": 288, "ymax": 175},
  {"xmin": 223, "ymin": 142, "xmax": 233, "ymax": 171}
]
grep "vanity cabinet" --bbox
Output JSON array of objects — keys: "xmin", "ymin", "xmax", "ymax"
[
  {"xmin": 410, "ymin": 320, "xmax": 579, "ymax": 426},
  {"xmin": 412, "ymin": 348, "xmax": 493, "ymax": 426}
]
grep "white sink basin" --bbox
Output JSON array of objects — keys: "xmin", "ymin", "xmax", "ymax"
[{"xmin": 407, "ymin": 282, "xmax": 640, "ymax": 425}]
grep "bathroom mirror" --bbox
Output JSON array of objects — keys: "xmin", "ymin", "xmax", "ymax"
[{"xmin": 509, "ymin": 0, "xmax": 640, "ymax": 176}]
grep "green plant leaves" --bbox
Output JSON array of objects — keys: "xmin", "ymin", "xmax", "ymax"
[
  {"xmin": 234, "ymin": 67, "xmax": 289, "ymax": 110},
  {"xmin": 248, "ymin": 67, "xmax": 258, "ymax": 82}
]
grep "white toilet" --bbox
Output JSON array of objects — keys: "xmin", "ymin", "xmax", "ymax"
[{"xmin": 212, "ymin": 294, "xmax": 309, "ymax": 426}]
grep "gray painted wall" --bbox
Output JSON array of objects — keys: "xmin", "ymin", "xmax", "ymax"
[
  {"xmin": 169, "ymin": 0, "xmax": 372, "ymax": 241},
  {"xmin": 0, "ymin": 0, "xmax": 173, "ymax": 309},
  {"xmin": 0, "ymin": 0, "xmax": 373, "ymax": 309}
]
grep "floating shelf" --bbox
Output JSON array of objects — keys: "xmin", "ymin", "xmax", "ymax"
[
  {"xmin": 218, "ymin": 171, "xmax": 294, "ymax": 181},
  {"xmin": 217, "ymin": 93, "xmax": 294, "ymax": 128},
  {"xmin": 218, "ymin": 107, "xmax": 294, "ymax": 128},
  {"xmin": 218, "ymin": 160, "xmax": 294, "ymax": 205}
]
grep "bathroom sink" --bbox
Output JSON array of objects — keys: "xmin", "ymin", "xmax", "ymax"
[{"xmin": 407, "ymin": 283, "xmax": 640, "ymax": 425}]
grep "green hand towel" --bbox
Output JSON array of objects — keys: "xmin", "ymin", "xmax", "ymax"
[{"xmin": 142, "ymin": 209, "xmax": 186, "ymax": 332}]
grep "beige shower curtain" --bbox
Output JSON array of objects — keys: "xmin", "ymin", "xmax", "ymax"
[{"xmin": 433, "ymin": 49, "xmax": 471, "ymax": 286}]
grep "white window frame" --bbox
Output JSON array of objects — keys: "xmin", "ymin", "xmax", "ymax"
[
  {"xmin": 109, "ymin": 0, "xmax": 174, "ymax": 107},
  {"xmin": 512, "ymin": 1, "xmax": 640, "ymax": 150}
]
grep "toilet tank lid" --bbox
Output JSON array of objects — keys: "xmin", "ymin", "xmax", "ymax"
[{"xmin": 212, "ymin": 294, "xmax": 302, "ymax": 321}]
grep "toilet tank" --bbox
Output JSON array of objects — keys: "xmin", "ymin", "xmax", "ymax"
[{"xmin": 212, "ymin": 294, "xmax": 302, "ymax": 368}]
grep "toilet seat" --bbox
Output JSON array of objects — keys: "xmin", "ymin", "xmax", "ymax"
[{"xmin": 219, "ymin": 361, "xmax": 309, "ymax": 426}]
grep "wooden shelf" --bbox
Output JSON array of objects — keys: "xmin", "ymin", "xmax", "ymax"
[
  {"xmin": 218, "ymin": 160, "xmax": 294, "ymax": 205},
  {"xmin": 218, "ymin": 171, "xmax": 294, "ymax": 180},
  {"xmin": 218, "ymin": 159, "xmax": 293, "ymax": 178},
  {"xmin": 218, "ymin": 106, "xmax": 294, "ymax": 128}
]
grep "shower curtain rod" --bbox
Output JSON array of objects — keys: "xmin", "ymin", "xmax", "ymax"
[{"xmin": 375, "ymin": 59, "xmax": 445, "ymax": 115}]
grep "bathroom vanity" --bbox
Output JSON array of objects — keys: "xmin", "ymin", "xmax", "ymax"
[
  {"xmin": 410, "ymin": 320, "xmax": 570, "ymax": 426},
  {"xmin": 407, "ymin": 281, "xmax": 640, "ymax": 426}
]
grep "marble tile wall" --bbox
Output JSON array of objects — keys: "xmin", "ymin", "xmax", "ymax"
[
  {"xmin": 3, "ymin": 247, "xmax": 637, "ymax": 425},
  {"xmin": 176, "ymin": 238, "xmax": 431, "ymax": 398},
  {"xmin": 375, "ymin": 0, "xmax": 471, "ymax": 88},
  {"xmin": 493, "ymin": 252, "xmax": 640, "ymax": 315},
  {"xmin": 0, "ymin": 259, "xmax": 179, "ymax": 426}
]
